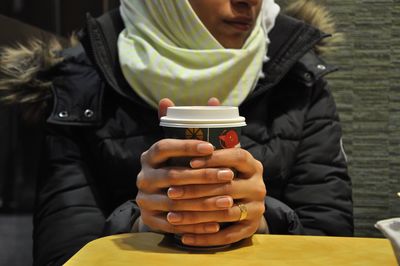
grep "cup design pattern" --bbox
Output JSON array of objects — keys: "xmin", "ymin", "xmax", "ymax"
[
  {"xmin": 185, "ymin": 128, "xmax": 204, "ymax": 140},
  {"xmin": 166, "ymin": 127, "xmax": 241, "ymax": 150},
  {"xmin": 218, "ymin": 129, "xmax": 240, "ymax": 149}
]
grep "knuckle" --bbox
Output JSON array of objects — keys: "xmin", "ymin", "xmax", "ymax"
[
  {"xmin": 182, "ymin": 142, "xmax": 192, "ymax": 154},
  {"xmin": 155, "ymin": 139, "xmax": 176, "ymax": 155},
  {"xmin": 180, "ymin": 212, "xmax": 191, "ymax": 224},
  {"xmin": 199, "ymin": 200, "xmax": 212, "ymax": 210},
  {"xmin": 222, "ymin": 209, "xmax": 232, "ymax": 221},
  {"xmin": 255, "ymin": 160, "xmax": 263, "ymax": 173},
  {"xmin": 182, "ymin": 186, "xmax": 195, "ymax": 198},
  {"xmin": 136, "ymin": 172, "xmax": 147, "ymax": 190},
  {"xmin": 186, "ymin": 212, "xmax": 200, "ymax": 224},
  {"xmin": 166, "ymin": 199, "xmax": 177, "ymax": 211},
  {"xmin": 202, "ymin": 168, "xmax": 212, "ymax": 180},
  {"xmin": 255, "ymin": 183, "xmax": 267, "ymax": 199},
  {"xmin": 235, "ymin": 149, "xmax": 249, "ymax": 164},
  {"xmin": 140, "ymin": 151, "xmax": 147, "ymax": 164},
  {"xmin": 166, "ymin": 169, "xmax": 180, "ymax": 184},
  {"xmin": 135, "ymin": 193, "xmax": 145, "ymax": 208},
  {"xmin": 221, "ymin": 183, "xmax": 232, "ymax": 195},
  {"xmin": 152, "ymin": 141, "xmax": 166, "ymax": 155},
  {"xmin": 198, "ymin": 225, "xmax": 208, "ymax": 234},
  {"xmin": 258, "ymin": 202, "xmax": 266, "ymax": 215},
  {"xmin": 202, "ymin": 168, "xmax": 217, "ymax": 182},
  {"xmin": 199, "ymin": 236, "xmax": 211, "ymax": 246},
  {"xmin": 186, "ymin": 224, "xmax": 201, "ymax": 234}
]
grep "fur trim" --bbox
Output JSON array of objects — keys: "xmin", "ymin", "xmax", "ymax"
[
  {"xmin": 284, "ymin": 0, "xmax": 343, "ymax": 54},
  {"xmin": 0, "ymin": 36, "xmax": 78, "ymax": 121},
  {"xmin": 0, "ymin": 38, "xmax": 64, "ymax": 104}
]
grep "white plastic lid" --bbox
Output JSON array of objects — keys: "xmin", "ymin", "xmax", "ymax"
[{"xmin": 160, "ymin": 106, "xmax": 246, "ymax": 128}]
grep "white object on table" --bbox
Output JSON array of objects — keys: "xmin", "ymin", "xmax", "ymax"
[{"xmin": 375, "ymin": 218, "xmax": 400, "ymax": 265}]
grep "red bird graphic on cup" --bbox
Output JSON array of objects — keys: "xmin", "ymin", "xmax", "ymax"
[{"xmin": 218, "ymin": 129, "xmax": 240, "ymax": 149}]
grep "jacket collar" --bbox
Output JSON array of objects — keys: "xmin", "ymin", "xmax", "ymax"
[
  {"xmin": 244, "ymin": 14, "xmax": 329, "ymax": 104},
  {"xmin": 81, "ymin": 9, "xmax": 328, "ymax": 108},
  {"xmin": 82, "ymin": 10, "xmax": 151, "ymax": 110}
]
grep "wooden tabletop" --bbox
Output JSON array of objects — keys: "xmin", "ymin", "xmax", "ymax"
[{"xmin": 65, "ymin": 233, "xmax": 397, "ymax": 266}]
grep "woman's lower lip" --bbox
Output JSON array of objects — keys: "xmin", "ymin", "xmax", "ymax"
[{"xmin": 225, "ymin": 22, "xmax": 252, "ymax": 32}]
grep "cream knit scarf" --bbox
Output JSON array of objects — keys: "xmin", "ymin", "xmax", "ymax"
[{"xmin": 118, "ymin": 0, "xmax": 280, "ymax": 108}]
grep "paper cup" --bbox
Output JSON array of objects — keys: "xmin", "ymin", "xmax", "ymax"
[
  {"xmin": 160, "ymin": 106, "xmax": 246, "ymax": 150},
  {"xmin": 160, "ymin": 106, "xmax": 246, "ymax": 250}
]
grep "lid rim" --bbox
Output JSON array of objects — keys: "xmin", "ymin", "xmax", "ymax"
[
  {"xmin": 162, "ymin": 106, "xmax": 246, "ymax": 125},
  {"xmin": 160, "ymin": 118, "xmax": 246, "ymax": 123},
  {"xmin": 160, "ymin": 122, "xmax": 247, "ymax": 128}
]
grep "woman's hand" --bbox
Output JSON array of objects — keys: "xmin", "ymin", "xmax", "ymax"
[
  {"xmin": 137, "ymin": 96, "xmax": 266, "ymax": 244},
  {"xmin": 166, "ymin": 148, "xmax": 267, "ymax": 246},
  {"xmin": 136, "ymin": 97, "xmax": 231, "ymax": 235},
  {"xmin": 136, "ymin": 138, "xmax": 236, "ymax": 235}
]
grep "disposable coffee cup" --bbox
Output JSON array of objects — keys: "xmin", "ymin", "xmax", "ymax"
[
  {"xmin": 160, "ymin": 106, "xmax": 246, "ymax": 250},
  {"xmin": 160, "ymin": 106, "xmax": 246, "ymax": 151}
]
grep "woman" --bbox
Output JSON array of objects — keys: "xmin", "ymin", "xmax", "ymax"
[{"xmin": 0, "ymin": 0, "xmax": 353, "ymax": 265}]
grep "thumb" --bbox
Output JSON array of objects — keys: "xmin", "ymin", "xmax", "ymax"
[
  {"xmin": 158, "ymin": 98, "xmax": 175, "ymax": 119},
  {"xmin": 208, "ymin": 97, "xmax": 221, "ymax": 106}
]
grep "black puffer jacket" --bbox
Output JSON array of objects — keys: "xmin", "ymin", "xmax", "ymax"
[{"xmin": 30, "ymin": 9, "xmax": 353, "ymax": 266}]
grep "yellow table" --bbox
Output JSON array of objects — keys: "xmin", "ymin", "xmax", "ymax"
[{"xmin": 65, "ymin": 233, "xmax": 397, "ymax": 266}]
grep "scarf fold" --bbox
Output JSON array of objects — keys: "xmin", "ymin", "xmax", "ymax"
[{"xmin": 118, "ymin": 0, "xmax": 280, "ymax": 108}]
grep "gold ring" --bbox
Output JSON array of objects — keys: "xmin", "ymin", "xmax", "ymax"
[{"xmin": 237, "ymin": 203, "xmax": 248, "ymax": 221}]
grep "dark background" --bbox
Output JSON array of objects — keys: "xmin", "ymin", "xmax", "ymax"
[
  {"xmin": 0, "ymin": 1, "xmax": 119, "ymax": 265},
  {"xmin": 1, "ymin": 0, "xmax": 400, "ymax": 265},
  {"xmin": 0, "ymin": 0, "xmax": 119, "ymax": 36},
  {"xmin": 0, "ymin": 0, "xmax": 119, "ymax": 213}
]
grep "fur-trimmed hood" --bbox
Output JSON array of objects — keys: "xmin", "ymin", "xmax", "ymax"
[{"xmin": 0, "ymin": 0, "xmax": 341, "ymax": 107}]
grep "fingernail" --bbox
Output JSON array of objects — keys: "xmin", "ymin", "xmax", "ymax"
[
  {"xmin": 217, "ymin": 170, "xmax": 234, "ymax": 181},
  {"xmin": 182, "ymin": 235, "xmax": 195, "ymax": 245},
  {"xmin": 216, "ymin": 197, "xmax": 233, "ymax": 208},
  {"xmin": 168, "ymin": 187, "xmax": 184, "ymax": 198},
  {"xmin": 167, "ymin": 212, "xmax": 183, "ymax": 223},
  {"xmin": 196, "ymin": 143, "xmax": 214, "ymax": 154},
  {"xmin": 205, "ymin": 224, "xmax": 219, "ymax": 233},
  {"xmin": 190, "ymin": 158, "xmax": 206, "ymax": 168}
]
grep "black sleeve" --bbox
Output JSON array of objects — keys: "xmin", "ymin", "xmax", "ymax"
[
  {"xmin": 264, "ymin": 196, "xmax": 305, "ymax": 234},
  {"xmin": 282, "ymin": 78, "xmax": 354, "ymax": 236},
  {"xmin": 103, "ymin": 200, "xmax": 141, "ymax": 235},
  {"xmin": 33, "ymin": 125, "xmax": 105, "ymax": 266}
]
